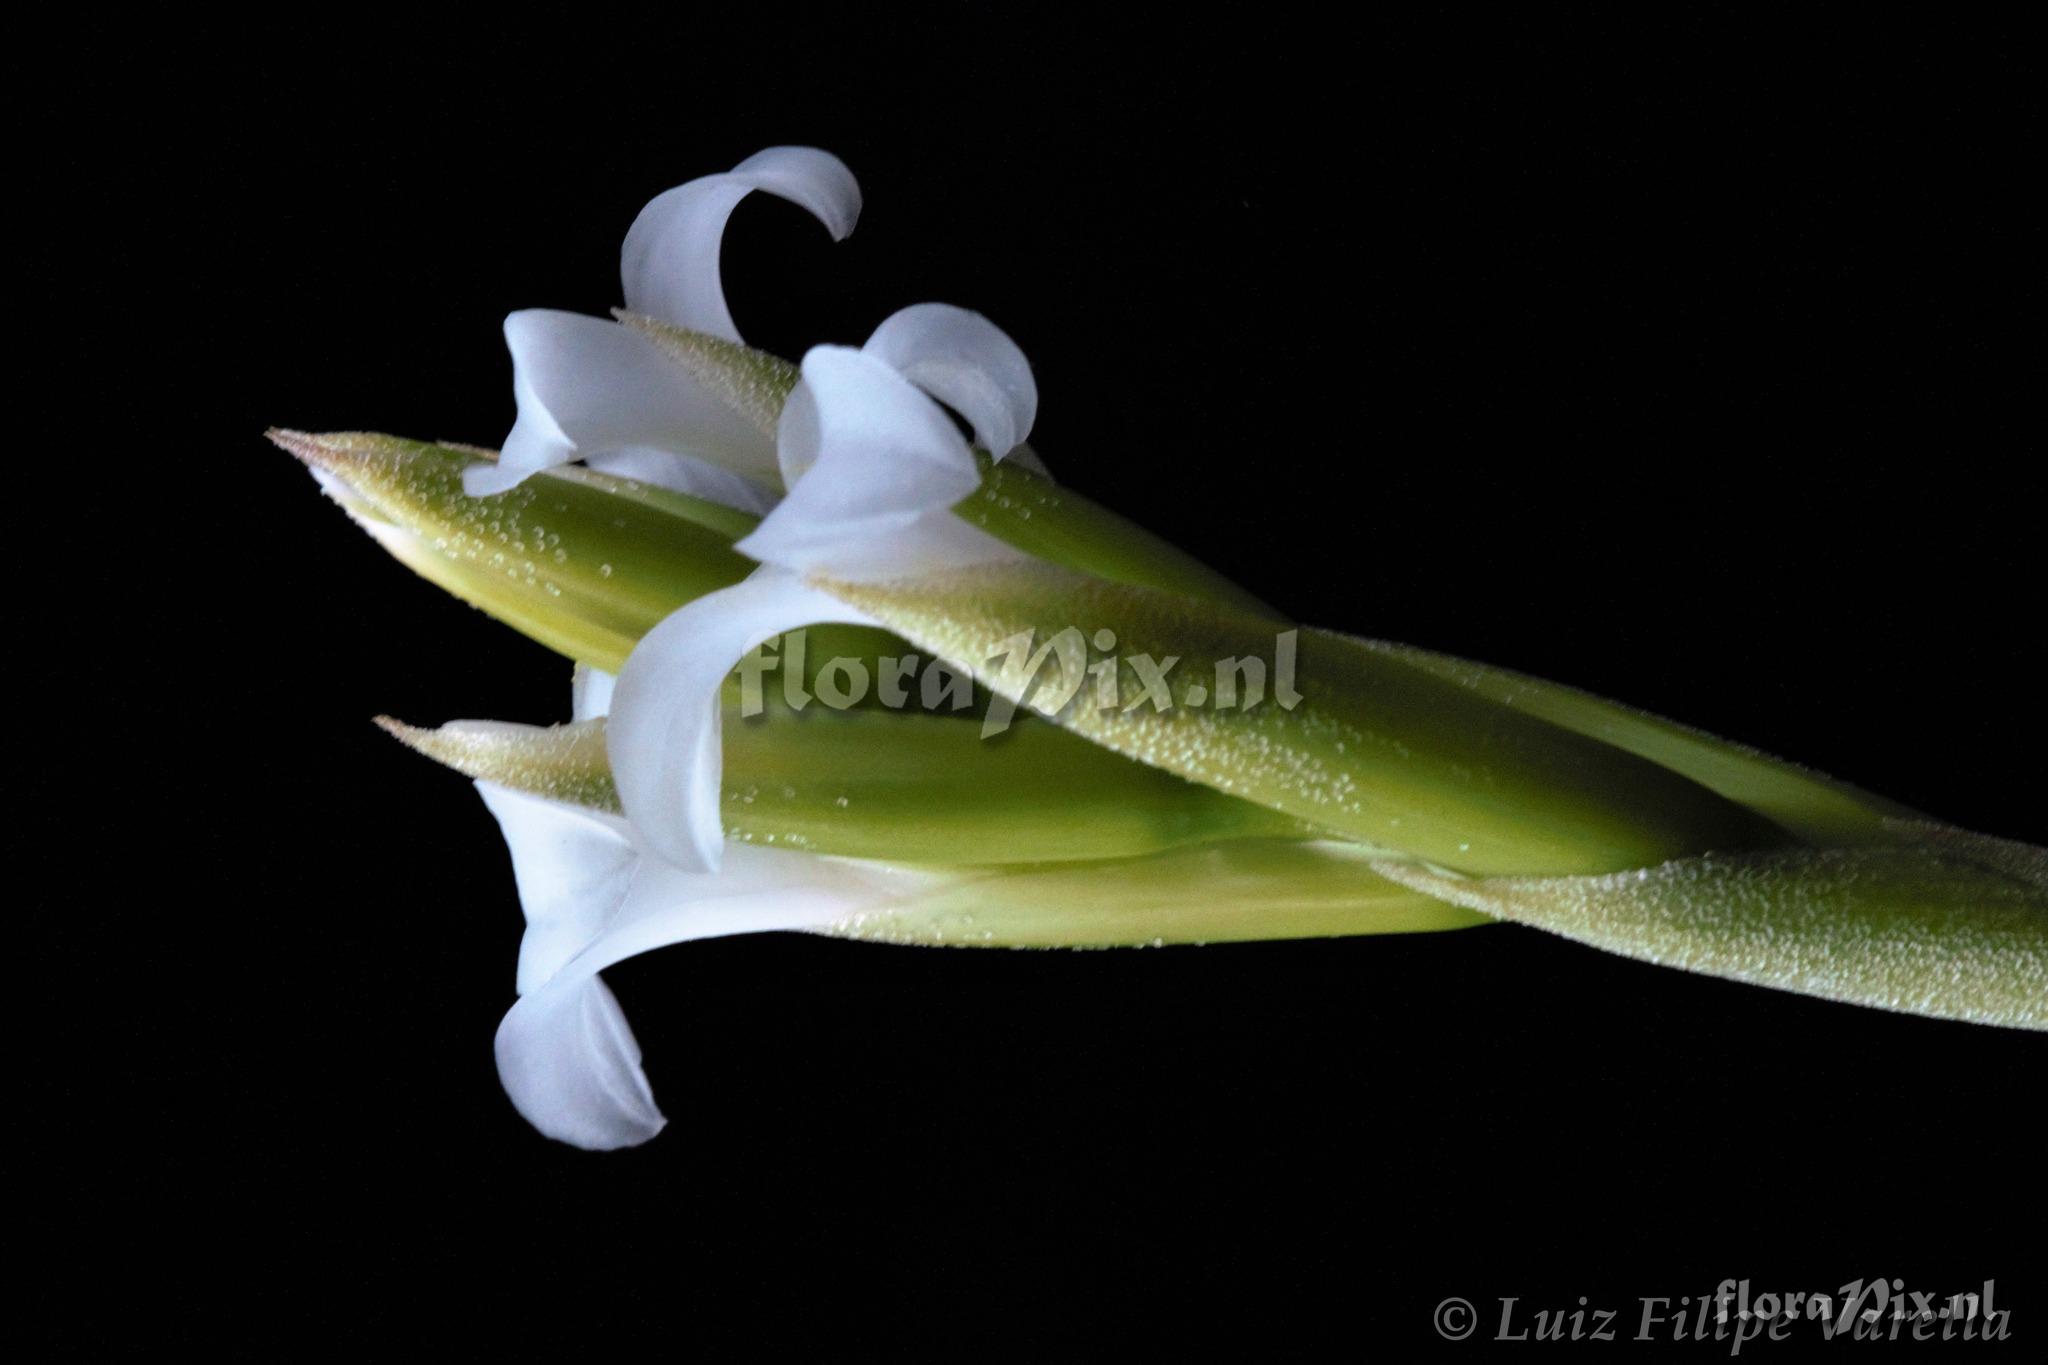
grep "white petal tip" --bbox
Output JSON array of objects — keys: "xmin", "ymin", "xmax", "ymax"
[
  {"xmin": 496, "ymin": 977, "xmax": 668, "ymax": 1151},
  {"xmin": 624, "ymin": 146, "xmax": 862, "ymax": 340},
  {"xmin": 462, "ymin": 462, "xmax": 525, "ymax": 498},
  {"xmin": 862, "ymin": 304, "xmax": 1038, "ymax": 458}
]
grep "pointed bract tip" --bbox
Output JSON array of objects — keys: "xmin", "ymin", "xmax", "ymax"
[
  {"xmin": 265, "ymin": 428, "xmax": 392, "ymax": 476},
  {"xmin": 266, "ymin": 427, "xmax": 326, "ymax": 464},
  {"xmin": 375, "ymin": 715, "xmax": 475, "ymax": 774},
  {"xmin": 374, "ymin": 715, "xmax": 479, "ymax": 783},
  {"xmin": 374, "ymin": 714, "xmax": 432, "ymax": 750},
  {"xmin": 269, "ymin": 429, "xmax": 499, "ymax": 471}
]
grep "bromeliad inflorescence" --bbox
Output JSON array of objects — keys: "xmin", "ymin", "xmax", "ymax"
[{"xmin": 275, "ymin": 146, "xmax": 2045, "ymax": 1150}]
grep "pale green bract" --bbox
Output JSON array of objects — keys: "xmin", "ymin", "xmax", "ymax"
[
  {"xmin": 1371, "ymin": 824, "xmax": 2045, "ymax": 1029},
  {"xmin": 280, "ymin": 146, "xmax": 2044, "ymax": 1149}
]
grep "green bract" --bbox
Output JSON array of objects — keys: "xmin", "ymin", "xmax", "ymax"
[
  {"xmin": 275, "ymin": 429, "xmax": 754, "ymax": 672},
  {"xmin": 822, "ymin": 564, "xmax": 1787, "ymax": 875},
  {"xmin": 381, "ymin": 704, "xmax": 1313, "ymax": 866},
  {"xmin": 1377, "ymin": 825, "xmax": 2046, "ymax": 1029},
  {"xmin": 285, "ymin": 320, "xmax": 2044, "ymax": 1032}
]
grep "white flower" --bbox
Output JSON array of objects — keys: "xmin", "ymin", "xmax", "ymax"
[
  {"xmin": 474, "ymin": 148, "xmax": 1049, "ymax": 1148},
  {"xmin": 460, "ymin": 145, "xmax": 858, "ymax": 507},
  {"xmin": 480, "ymin": 771, "xmax": 945, "ymax": 1150},
  {"xmin": 458, "ymin": 145, "xmax": 1041, "ymax": 510}
]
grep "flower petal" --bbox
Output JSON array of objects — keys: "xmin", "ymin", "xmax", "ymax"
[
  {"xmin": 571, "ymin": 664, "xmax": 616, "ymax": 721},
  {"xmin": 465, "ymin": 310, "xmax": 776, "ymax": 499},
  {"xmin": 607, "ymin": 568, "xmax": 879, "ymax": 870},
  {"xmin": 621, "ymin": 147, "xmax": 861, "ymax": 343},
  {"xmin": 577, "ymin": 843, "xmax": 934, "ymax": 967},
  {"xmin": 494, "ymin": 975, "xmax": 664, "ymax": 1150},
  {"xmin": 740, "ymin": 347, "xmax": 1026, "ymax": 581},
  {"xmin": 493, "ymin": 842, "xmax": 938, "ymax": 1150},
  {"xmin": 582, "ymin": 446, "xmax": 778, "ymax": 515},
  {"xmin": 475, "ymin": 781, "xmax": 636, "ymax": 994},
  {"xmin": 862, "ymin": 303, "xmax": 1038, "ymax": 458},
  {"xmin": 1004, "ymin": 443, "xmax": 1052, "ymax": 478}
]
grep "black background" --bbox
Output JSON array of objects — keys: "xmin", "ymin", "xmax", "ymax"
[{"xmin": 45, "ymin": 10, "xmax": 2042, "ymax": 1354}]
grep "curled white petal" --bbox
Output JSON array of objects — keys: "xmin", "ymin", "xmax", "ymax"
[
  {"xmin": 465, "ymin": 310, "xmax": 777, "ymax": 499},
  {"xmin": 608, "ymin": 568, "xmax": 880, "ymax": 871},
  {"xmin": 477, "ymin": 777, "xmax": 852, "ymax": 1152},
  {"xmin": 739, "ymin": 347, "xmax": 1026, "ymax": 581},
  {"xmin": 863, "ymin": 303, "xmax": 1037, "ymax": 458},
  {"xmin": 622, "ymin": 146, "xmax": 861, "ymax": 343},
  {"xmin": 494, "ymin": 975, "xmax": 664, "ymax": 1151},
  {"xmin": 490, "ymin": 836, "xmax": 937, "ymax": 1151},
  {"xmin": 476, "ymin": 782, "xmax": 636, "ymax": 994}
]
